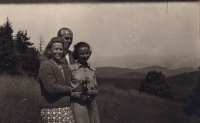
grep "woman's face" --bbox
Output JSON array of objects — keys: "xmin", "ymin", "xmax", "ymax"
[
  {"xmin": 77, "ymin": 46, "xmax": 91, "ymax": 63},
  {"xmin": 49, "ymin": 43, "xmax": 63, "ymax": 62}
]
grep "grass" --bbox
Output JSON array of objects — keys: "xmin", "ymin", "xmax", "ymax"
[
  {"xmin": 0, "ymin": 75, "xmax": 40, "ymax": 123},
  {"xmin": 0, "ymin": 75, "xmax": 200, "ymax": 123},
  {"xmin": 97, "ymin": 84, "xmax": 200, "ymax": 123}
]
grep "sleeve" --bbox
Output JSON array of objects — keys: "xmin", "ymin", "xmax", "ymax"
[
  {"xmin": 63, "ymin": 65, "xmax": 72, "ymax": 86},
  {"xmin": 39, "ymin": 62, "xmax": 72, "ymax": 94},
  {"xmin": 93, "ymin": 67, "xmax": 98, "ymax": 86},
  {"xmin": 87, "ymin": 68, "xmax": 98, "ymax": 96}
]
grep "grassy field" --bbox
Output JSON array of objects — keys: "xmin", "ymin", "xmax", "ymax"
[{"xmin": 0, "ymin": 75, "xmax": 200, "ymax": 123}]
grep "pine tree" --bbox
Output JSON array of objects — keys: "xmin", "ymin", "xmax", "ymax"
[
  {"xmin": 0, "ymin": 18, "xmax": 40, "ymax": 76},
  {"xmin": 15, "ymin": 30, "xmax": 33, "ymax": 54},
  {"xmin": 23, "ymin": 47, "xmax": 40, "ymax": 75},
  {"xmin": 14, "ymin": 30, "xmax": 39, "ymax": 75},
  {"xmin": 0, "ymin": 18, "xmax": 16, "ymax": 74}
]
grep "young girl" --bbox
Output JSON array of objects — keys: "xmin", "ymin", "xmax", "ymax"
[{"xmin": 69, "ymin": 42, "xmax": 100, "ymax": 123}]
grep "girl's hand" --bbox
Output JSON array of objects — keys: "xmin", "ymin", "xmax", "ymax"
[
  {"xmin": 71, "ymin": 92, "xmax": 87, "ymax": 102},
  {"xmin": 86, "ymin": 96, "xmax": 94, "ymax": 103}
]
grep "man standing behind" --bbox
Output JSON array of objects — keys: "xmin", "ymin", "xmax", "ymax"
[{"xmin": 41, "ymin": 28, "xmax": 75, "ymax": 65}]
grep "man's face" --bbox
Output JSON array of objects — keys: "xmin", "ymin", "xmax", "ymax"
[{"xmin": 61, "ymin": 30, "xmax": 73, "ymax": 51}]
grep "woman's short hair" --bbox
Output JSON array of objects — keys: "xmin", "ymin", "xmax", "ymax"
[
  {"xmin": 73, "ymin": 42, "xmax": 91, "ymax": 60},
  {"xmin": 46, "ymin": 37, "xmax": 65, "ymax": 59}
]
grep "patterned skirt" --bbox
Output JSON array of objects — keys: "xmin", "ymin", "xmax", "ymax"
[{"xmin": 40, "ymin": 107, "xmax": 75, "ymax": 123}]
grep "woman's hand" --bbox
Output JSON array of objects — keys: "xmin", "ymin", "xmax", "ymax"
[
  {"xmin": 71, "ymin": 92, "xmax": 87, "ymax": 102},
  {"xmin": 86, "ymin": 88, "xmax": 98, "ymax": 97},
  {"xmin": 70, "ymin": 87, "xmax": 77, "ymax": 93}
]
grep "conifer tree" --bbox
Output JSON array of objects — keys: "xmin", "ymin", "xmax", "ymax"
[
  {"xmin": 14, "ymin": 30, "xmax": 39, "ymax": 75},
  {"xmin": 15, "ymin": 30, "xmax": 33, "ymax": 53},
  {"xmin": 0, "ymin": 18, "xmax": 16, "ymax": 74},
  {"xmin": 0, "ymin": 18, "xmax": 40, "ymax": 76}
]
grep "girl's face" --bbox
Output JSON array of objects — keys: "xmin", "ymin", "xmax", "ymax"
[
  {"xmin": 77, "ymin": 46, "xmax": 91, "ymax": 63},
  {"xmin": 49, "ymin": 43, "xmax": 63, "ymax": 62}
]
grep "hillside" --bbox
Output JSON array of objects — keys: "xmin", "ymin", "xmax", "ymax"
[
  {"xmin": 117, "ymin": 71, "xmax": 146, "ymax": 79},
  {"xmin": 132, "ymin": 66, "xmax": 197, "ymax": 77},
  {"xmin": 134, "ymin": 65, "xmax": 168, "ymax": 72},
  {"xmin": 1, "ymin": 75, "xmax": 200, "ymax": 123},
  {"xmin": 165, "ymin": 67, "xmax": 197, "ymax": 77},
  {"xmin": 96, "ymin": 67, "xmax": 132, "ymax": 78},
  {"xmin": 96, "ymin": 66, "xmax": 197, "ymax": 79},
  {"xmin": 131, "ymin": 65, "xmax": 168, "ymax": 75},
  {"xmin": 166, "ymin": 71, "xmax": 199, "ymax": 103},
  {"xmin": 167, "ymin": 71, "xmax": 199, "ymax": 87}
]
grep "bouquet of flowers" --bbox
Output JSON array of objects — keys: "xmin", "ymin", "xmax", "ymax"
[{"xmin": 81, "ymin": 77, "xmax": 90, "ymax": 93}]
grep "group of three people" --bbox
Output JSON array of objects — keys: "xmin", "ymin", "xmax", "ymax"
[{"xmin": 38, "ymin": 28, "xmax": 100, "ymax": 123}]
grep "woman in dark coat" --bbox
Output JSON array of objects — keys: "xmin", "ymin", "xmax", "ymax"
[{"xmin": 38, "ymin": 37, "xmax": 75, "ymax": 123}]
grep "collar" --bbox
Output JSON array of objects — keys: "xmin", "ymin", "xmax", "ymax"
[
  {"xmin": 73, "ymin": 61, "xmax": 93, "ymax": 71},
  {"xmin": 66, "ymin": 50, "xmax": 72, "ymax": 55}
]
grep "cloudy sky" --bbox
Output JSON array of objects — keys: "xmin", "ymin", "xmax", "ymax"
[{"xmin": 0, "ymin": 2, "xmax": 199, "ymax": 69}]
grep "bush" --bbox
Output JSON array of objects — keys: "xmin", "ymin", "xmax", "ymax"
[{"xmin": 140, "ymin": 70, "xmax": 171, "ymax": 98}]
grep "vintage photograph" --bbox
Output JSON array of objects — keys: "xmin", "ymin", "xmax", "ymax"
[{"xmin": 0, "ymin": 1, "xmax": 199, "ymax": 123}]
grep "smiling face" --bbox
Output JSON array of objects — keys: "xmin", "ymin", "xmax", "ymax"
[
  {"xmin": 77, "ymin": 46, "xmax": 91, "ymax": 63},
  {"xmin": 49, "ymin": 43, "xmax": 63, "ymax": 62}
]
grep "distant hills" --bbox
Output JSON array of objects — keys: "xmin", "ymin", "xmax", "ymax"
[
  {"xmin": 96, "ymin": 66, "xmax": 198, "ymax": 79},
  {"xmin": 167, "ymin": 71, "xmax": 199, "ymax": 87},
  {"xmin": 165, "ymin": 71, "xmax": 200, "ymax": 103},
  {"xmin": 96, "ymin": 66, "xmax": 200, "ymax": 104},
  {"xmin": 96, "ymin": 67, "xmax": 133, "ymax": 78}
]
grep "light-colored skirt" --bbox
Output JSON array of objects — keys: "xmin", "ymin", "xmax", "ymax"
[
  {"xmin": 40, "ymin": 107, "xmax": 75, "ymax": 123},
  {"xmin": 71, "ymin": 99, "xmax": 100, "ymax": 123}
]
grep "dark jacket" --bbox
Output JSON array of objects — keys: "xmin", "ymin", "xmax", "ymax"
[{"xmin": 39, "ymin": 59, "xmax": 72, "ymax": 108}]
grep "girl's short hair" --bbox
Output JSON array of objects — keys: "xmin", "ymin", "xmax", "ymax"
[
  {"xmin": 46, "ymin": 37, "xmax": 65, "ymax": 59},
  {"xmin": 73, "ymin": 42, "xmax": 91, "ymax": 60}
]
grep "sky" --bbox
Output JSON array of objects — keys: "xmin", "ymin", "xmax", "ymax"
[{"xmin": 0, "ymin": 2, "xmax": 199, "ymax": 69}]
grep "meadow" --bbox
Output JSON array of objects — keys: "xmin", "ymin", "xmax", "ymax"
[{"xmin": 0, "ymin": 75, "xmax": 200, "ymax": 123}]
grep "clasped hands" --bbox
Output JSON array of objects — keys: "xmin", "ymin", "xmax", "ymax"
[{"xmin": 71, "ymin": 78, "xmax": 98, "ymax": 102}]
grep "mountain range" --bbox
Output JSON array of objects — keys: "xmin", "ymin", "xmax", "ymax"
[{"xmin": 96, "ymin": 66, "xmax": 198, "ymax": 79}]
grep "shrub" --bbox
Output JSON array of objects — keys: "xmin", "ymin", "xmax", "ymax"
[{"xmin": 140, "ymin": 70, "xmax": 171, "ymax": 98}]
